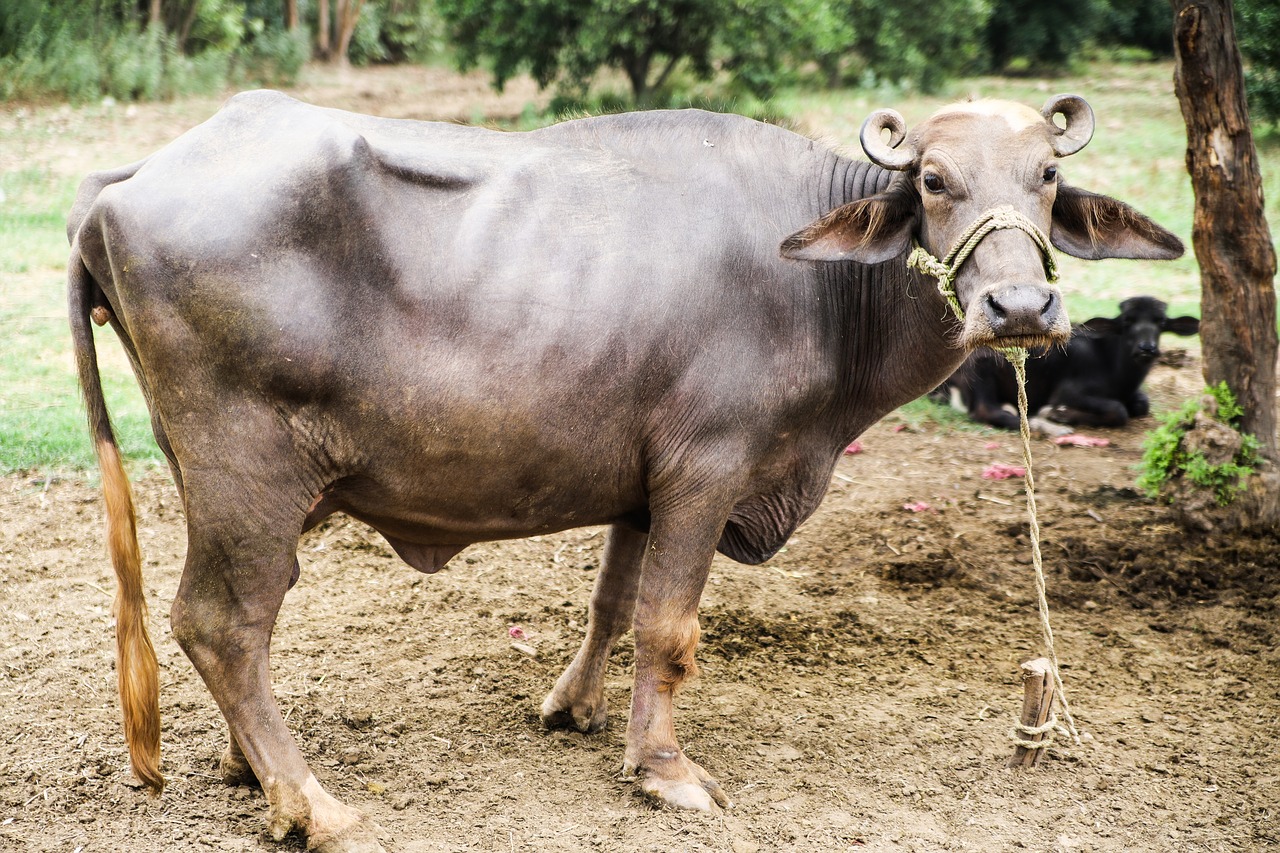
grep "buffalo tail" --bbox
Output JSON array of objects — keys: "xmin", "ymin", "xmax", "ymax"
[{"xmin": 68, "ymin": 246, "xmax": 164, "ymax": 793}]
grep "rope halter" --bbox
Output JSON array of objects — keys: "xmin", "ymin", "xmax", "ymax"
[{"xmin": 906, "ymin": 205, "xmax": 1059, "ymax": 325}]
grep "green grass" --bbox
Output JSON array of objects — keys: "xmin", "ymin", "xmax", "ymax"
[
  {"xmin": 3, "ymin": 60, "xmax": 1277, "ymax": 474},
  {"xmin": 0, "ymin": 166, "xmax": 161, "ymax": 474},
  {"xmin": 892, "ymin": 395, "xmax": 993, "ymax": 433}
]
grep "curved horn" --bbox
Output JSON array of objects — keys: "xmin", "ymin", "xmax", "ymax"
[
  {"xmin": 1041, "ymin": 94, "xmax": 1095, "ymax": 157},
  {"xmin": 860, "ymin": 109, "xmax": 916, "ymax": 171}
]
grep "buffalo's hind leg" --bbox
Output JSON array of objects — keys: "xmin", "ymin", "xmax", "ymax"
[
  {"xmin": 171, "ymin": 481, "xmax": 383, "ymax": 853},
  {"xmin": 542, "ymin": 525, "xmax": 646, "ymax": 733}
]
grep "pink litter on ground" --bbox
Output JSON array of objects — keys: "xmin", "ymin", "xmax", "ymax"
[
  {"xmin": 902, "ymin": 501, "xmax": 934, "ymax": 512},
  {"xmin": 844, "ymin": 440, "xmax": 863, "ymax": 455},
  {"xmin": 508, "ymin": 625, "xmax": 526, "ymax": 640},
  {"xmin": 893, "ymin": 424, "xmax": 907, "ymax": 433},
  {"xmin": 984, "ymin": 441, "xmax": 1002, "ymax": 450},
  {"xmin": 1053, "ymin": 434, "xmax": 1111, "ymax": 448},
  {"xmin": 982, "ymin": 463, "xmax": 1026, "ymax": 480}
]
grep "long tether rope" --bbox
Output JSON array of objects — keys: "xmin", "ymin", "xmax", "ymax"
[{"xmin": 909, "ymin": 207, "xmax": 1082, "ymax": 749}]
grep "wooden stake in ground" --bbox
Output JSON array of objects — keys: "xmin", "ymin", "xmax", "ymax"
[{"xmin": 1008, "ymin": 657, "xmax": 1056, "ymax": 768}]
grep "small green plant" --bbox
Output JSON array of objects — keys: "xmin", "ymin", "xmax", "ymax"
[{"xmin": 1137, "ymin": 382, "xmax": 1262, "ymax": 506}]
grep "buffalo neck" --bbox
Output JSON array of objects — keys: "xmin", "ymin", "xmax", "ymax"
[{"xmin": 812, "ymin": 152, "xmax": 964, "ymax": 442}]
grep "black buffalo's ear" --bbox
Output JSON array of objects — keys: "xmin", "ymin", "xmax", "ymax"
[
  {"xmin": 1051, "ymin": 183, "xmax": 1185, "ymax": 260},
  {"xmin": 781, "ymin": 184, "xmax": 917, "ymax": 264},
  {"xmin": 1078, "ymin": 316, "xmax": 1121, "ymax": 335},
  {"xmin": 1164, "ymin": 315, "xmax": 1201, "ymax": 336}
]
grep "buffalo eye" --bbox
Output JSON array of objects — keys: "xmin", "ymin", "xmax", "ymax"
[
  {"xmin": 923, "ymin": 172, "xmax": 945, "ymax": 194},
  {"xmin": 1042, "ymin": 165, "xmax": 1058, "ymax": 184}
]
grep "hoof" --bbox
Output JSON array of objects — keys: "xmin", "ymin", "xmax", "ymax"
[
  {"xmin": 266, "ymin": 775, "xmax": 385, "ymax": 853},
  {"xmin": 540, "ymin": 693, "xmax": 607, "ymax": 734},
  {"xmin": 308, "ymin": 816, "xmax": 387, "ymax": 853},
  {"xmin": 220, "ymin": 745, "xmax": 259, "ymax": 788},
  {"xmin": 623, "ymin": 753, "xmax": 732, "ymax": 812}
]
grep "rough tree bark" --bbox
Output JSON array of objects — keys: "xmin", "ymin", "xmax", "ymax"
[
  {"xmin": 1170, "ymin": 0, "xmax": 1280, "ymax": 527},
  {"xmin": 316, "ymin": 0, "xmax": 331, "ymax": 59}
]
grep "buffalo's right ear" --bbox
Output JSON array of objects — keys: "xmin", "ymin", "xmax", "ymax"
[
  {"xmin": 780, "ymin": 185, "xmax": 917, "ymax": 264},
  {"xmin": 1078, "ymin": 316, "xmax": 1121, "ymax": 335},
  {"xmin": 1164, "ymin": 315, "xmax": 1201, "ymax": 336}
]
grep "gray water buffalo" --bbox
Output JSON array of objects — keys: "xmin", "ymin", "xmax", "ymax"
[{"xmin": 69, "ymin": 91, "xmax": 1182, "ymax": 851}]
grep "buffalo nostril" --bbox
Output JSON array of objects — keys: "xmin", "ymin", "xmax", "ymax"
[
  {"xmin": 1040, "ymin": 292, "xmax": 1057, "ymax": 316},
  {"xmin": 986, "ymin": 293, "xmax": 1007, "ymax": 320}
]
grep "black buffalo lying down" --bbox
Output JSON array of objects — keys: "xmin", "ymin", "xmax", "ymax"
[
  {"xmin": 938, "ymin": 296, "xmax": 1200, "ymax": 432},
  {"xmin": 69, "ymin": 91, "xmax": 1182, "ymax": 851}
]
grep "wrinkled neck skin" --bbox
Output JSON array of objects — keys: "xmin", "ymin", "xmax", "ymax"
[{"xmin": 811, "ymin": 153, "xmax": 963, "ymax": 443}]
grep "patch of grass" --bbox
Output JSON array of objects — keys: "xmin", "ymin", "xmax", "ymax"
[
  {"xmin": 0, "ymin": 166, "xmax": 160, "ymax": 475},
  {"xmin": 892, "ymin": 395, "xmax": 991, "ymax": 433}
]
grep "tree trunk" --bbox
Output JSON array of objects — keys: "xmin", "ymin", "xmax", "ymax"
[
  {"xmin": 317, "ymin": 0, "xmax": 331, "ymax": 59},
  {"xmin": 149, "ymin": 0, "xmax": 163, "ymax": 29},
  {"xmin": 177, "ymin": 0, "xmax": 201, "ymax": 52},
  {"xmin": 1170, "ymin": 0, "xmax": 1280, "ymax": 526},
  {"xmin": 625, "ymin": 53, "xmax": 652, "ymax": 107},
  {"xmin": 332, "ymin": 0, "xmax": 365, "ymax": 66},
  {"xmin": 286, "ymin": 0, "xmax": 299, "ymax": 32}
]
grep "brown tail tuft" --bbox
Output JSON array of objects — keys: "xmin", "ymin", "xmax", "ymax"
[{"xmin": 100, "ymin": 439, "xmax": 163, "ymax": 793}]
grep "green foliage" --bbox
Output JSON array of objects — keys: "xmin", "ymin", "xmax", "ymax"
[
  {"xmin": 1238, "ymin": 0, "xmax": 1280, "ymax": 128},
  {"xmin": 1137, "ymin": 383, "xmax": 1262, "ymax": 507},
  {"xmin": 985, "ymin": 0, "xmax": 1110, "ymax": 72},
  {"xmin": 378, "ymin": 0, "xmax": 449, "ymax": 63},
  {"xmin": 0, "ymin": 0, "xmax": 308, "ymax": 102},
  {"xmin": 238, "ymin": 20, "xmax": 310, "ymax": 85},
  {"xmin": 439, "ymin": 0, "xmax": 824, "ymax": 105},
  {"xmin": 1097, "ymin": 0, "xmax": 1172, "ymax": 57},
  {"xmin": 835, "ymin": 0, "xmax": 992, "ymax": 93}
]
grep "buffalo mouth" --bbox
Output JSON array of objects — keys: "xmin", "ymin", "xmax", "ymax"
[
  {"xmin": 960, "ymin": 283, "xmax": 1070, "ymax": 352},
  {"xmin": 966, "ymin": 331, "xmax": 1069, "ymax": 352}
]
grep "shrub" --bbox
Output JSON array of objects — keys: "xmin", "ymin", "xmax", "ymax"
[
  {"xmin": 1237, "ymin": 0, "xmax": 1280, "ymax": 127},
  {"xmin": 1137, "ymin": 382, "xmax": 1262, "ymax": 507},
  {"xmin": 237, "ymin": 21, "xmax": 310, "ymax": 86}
]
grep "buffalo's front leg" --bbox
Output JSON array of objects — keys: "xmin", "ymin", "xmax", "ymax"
[
  {"xmin": 542, "ymin": 525, "xmax": 646, "ymax": 733},
  {"xmin": 172, "ymin": 480, "xmax": 383, "ymax": 853},
  {"xmin": 620, "ymin": 508, "xmax": 732, "ymax": 811}
]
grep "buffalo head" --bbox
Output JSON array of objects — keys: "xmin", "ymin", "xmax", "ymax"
[
  {"xmin": 780, "ymin": 95, "xmax": 1184, "ymax": 351},
  {"xmin": 1079, "ymin": 296, "xmax": 1201, "ymax": 366}
]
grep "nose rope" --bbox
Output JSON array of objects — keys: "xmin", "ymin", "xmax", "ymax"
[
  {"xmin": 908, "ymin": 205, "xmax": 1081, "ymax": 751},
  {"xmin": 906, "ymin": 204, "xmax": 1059, "ymax": 326}
]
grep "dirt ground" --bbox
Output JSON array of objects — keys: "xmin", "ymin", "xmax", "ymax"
[
  {"xmin": 3, "ymin": 66, "xmax": 1279, "ymax": 853},
  {"xmin": 3, "ymin": 351, "xmax": 1279, "ymax": 853}
]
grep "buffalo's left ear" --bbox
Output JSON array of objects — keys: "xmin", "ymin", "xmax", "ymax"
[
  {"xmin": 1164, "ymin": 315, "xmax": 1201, "ymax": 336},
  {"xmin": 780, "ymin": 181, "xmax": 917, "ymax": 264},
  {"xmin": 1051, "ymin": 183, "xmax": 1185, "ymax": 261}
]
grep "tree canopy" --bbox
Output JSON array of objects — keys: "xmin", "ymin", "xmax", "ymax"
[
  {"xmin": 0, "ymin": 0, "xmax": 1199, "ymax": 107},
  {"xmin": 438, "ymin": 0, "xmax": 830, "ymax": 105}
]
